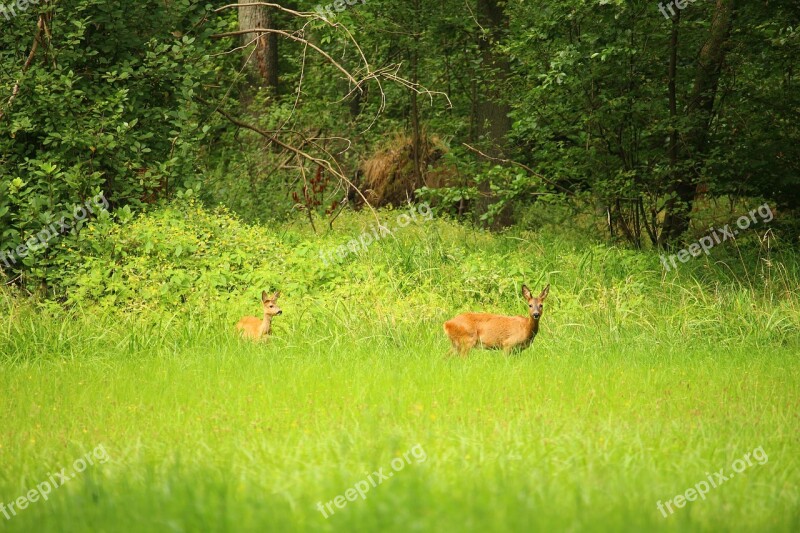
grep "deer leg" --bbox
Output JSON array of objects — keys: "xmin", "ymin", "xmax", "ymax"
[
  {"xmin": 446, "ymin": 340, "xmax": 460, "ymax": 357},
  {"xmin": 459, "ymin": 336, "xmax": 477, "ymax": 358}
]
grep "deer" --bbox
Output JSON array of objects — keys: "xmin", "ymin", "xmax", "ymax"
[
  {"xmin": 443, "ymin": 284, "xmax": 550, "ymax": 357},
  {"xmin": 236, "ymin": 290, "xmax": 282, "ymax": 340}
]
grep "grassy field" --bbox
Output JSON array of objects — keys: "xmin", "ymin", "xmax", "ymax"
[{"xmin": 1, "ymin": 207, "xmax": 799, "ymax": 532}]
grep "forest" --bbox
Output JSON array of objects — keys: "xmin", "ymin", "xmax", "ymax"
[{"xmin": 1, "ymin": 1, "xmax": 798, "ymax": 531}]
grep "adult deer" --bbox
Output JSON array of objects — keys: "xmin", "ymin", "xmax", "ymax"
[{"xmin": 444, "ymin": 284, "xmax": 550, "ymax": 357}]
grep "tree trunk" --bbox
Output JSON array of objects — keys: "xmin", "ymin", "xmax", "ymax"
[
  {"xmin": 474, "ymin": 0, "xmax": 512, "ymax": 226},
  {"xmin": 474, "ymin": 0, "xmax": 511, "ymax": 155},
  {"xmin": 238, "ymin": 4, "xmax": 279, "ymax": 92},
  {"xmin": 660, "ymin": 0, "xmax": 735, "ymax": 246}
]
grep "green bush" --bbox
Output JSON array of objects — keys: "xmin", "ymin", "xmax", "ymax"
[
  {"xmin": 26, "ymin": 200, "xmax": 794, "ymax": 350},
  {"xmin": 0, "ymin": 0, "xmax": 238, "ymax": 290}
]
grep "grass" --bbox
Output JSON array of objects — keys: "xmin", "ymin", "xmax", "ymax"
[{"xmin": 1, "ymin": 207, "xmax": 799, "ymax": 532}]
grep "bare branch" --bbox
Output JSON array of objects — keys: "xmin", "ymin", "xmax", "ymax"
[
  {"xmin": 211, "ymin": 4, "xmax": 451, "ymax": 127},
  {"xmin": 215, "ymin": 2, "xmax": 315, "ymax": 20},
  {"xmin": 211, "ymin": 28, "xmax": 361, "ymax": 88},
  {"xmin": 0, "ymin": 15, "xmax": 44, "ymax": 124},
  {"xmin": 208, "ymin": 3, "xmax": 450, "ymax": 228},
  {"xmin": 197, "ymin": 96, "xmax": 378, "ymax": 223}
]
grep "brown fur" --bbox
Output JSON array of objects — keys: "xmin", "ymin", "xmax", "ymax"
[
  {"xmin": 443, "ymin": 284, "xmax": 550, "ymax": 357},
  {"xmin": 236, "ymin": 291, "xmax": 282, "ymax": 340}
]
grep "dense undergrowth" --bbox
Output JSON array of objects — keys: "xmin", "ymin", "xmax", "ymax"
[
  {"xmin": 2, "ymin": 200, "xmax": 799, "ymax": 362},
  {"xmin": 1, "ymin": 203, "xmax": 798, "ymax": 532}
]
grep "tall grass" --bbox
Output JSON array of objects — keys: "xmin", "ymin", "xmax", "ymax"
[{"xmin": 0, "ymin": 207, "xmax": 798, "ymax": 532}]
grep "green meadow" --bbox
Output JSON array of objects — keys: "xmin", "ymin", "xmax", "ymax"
[{"xmin": 1, "ymin": 205, "xmax": 799, "ymax": 532}]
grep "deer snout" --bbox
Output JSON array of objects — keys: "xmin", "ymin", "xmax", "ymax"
[
  {"xmin": 533, "ymin": 312, "xmax": 540, "ymax": 319},
  {"xmin": 276, "ymin": 310, "xmax": 283, "ymax": 315}
]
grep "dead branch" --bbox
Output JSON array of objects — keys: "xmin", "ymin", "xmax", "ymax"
[
  {"xmin": 215, "ymin": 2, "xmax": 313, "ymax": 20},
  {"xmin": 0, "ymin": 14, "xmax": 44, "ymax": 124},
  {"xmin": 212, "ymin": 4, "xmax": 451, "ymax": 125},
  {"xmin": 209, "ymin": 3, "xmax": 449, "ymax": 230},
  {"xmin": 197, "ymin": 96, "xmax": 378, "ymax": 223},
  {"xmin": 211, "ymin": 28, "xmax": 361, "ymax": 88}
]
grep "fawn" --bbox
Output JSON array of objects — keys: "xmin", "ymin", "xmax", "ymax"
[
  {"xmin": 443, "ymin": 284, "xmax": 550, "ymax": 357},
  {"xmin": 236, "ymin": 290, "xmax": 282, "ymax": 340}
]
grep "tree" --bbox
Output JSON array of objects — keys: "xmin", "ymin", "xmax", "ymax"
[
  {"xmin": 239, "ymin": 3, "xmax": 279, "ymax": 91},
  {"xmin": 473, "ymin": 0, "xmax": 511, "ymax": 155},
  {"xmin": 660, "ymin": 0, "xmax": 736, "ymax": 245}
]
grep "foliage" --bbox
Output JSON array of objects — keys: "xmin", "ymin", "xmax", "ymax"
[
  {"xmin": 4, "ymin": 0, "xmax": 798, "ymax": 293},
  {"xmin": 27, "ymin": 202, "xmax": 797, "ymax": 344},
  {"xmin": 0, "ymin": 0, "xmax": 238, "ymax": 287},
  {"xmin": 501, "ymin": 0, "xmax": 800, "ymax": 243}
]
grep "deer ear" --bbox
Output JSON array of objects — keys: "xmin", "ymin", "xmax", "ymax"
[
  {"xmin": 522, "ymin": 284, "xmax": 533, "ymax": 300},
  {"xmin": 540, "ymin": 284, "xmax": 550, "ymax": 300},
  {"xmin": 272, "ymin": 291, "xmax": 280, "ymax": 301},
  {"xmin": 262, "ymin": 290, "xmax": 270, "ymax": 303}
]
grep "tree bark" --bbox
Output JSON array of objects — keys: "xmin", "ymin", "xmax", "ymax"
[
  {"xmin": 238, "ymin": 4, "xmax": 279, "ymax": 92},
  {"xmin": 474, "ymin": 0, "xmax": 512, "ymax": 226},
  {"xmin": 474, "ymin": 0, "xmax": 511, "ymax": 155}
]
